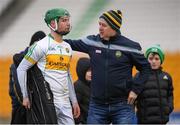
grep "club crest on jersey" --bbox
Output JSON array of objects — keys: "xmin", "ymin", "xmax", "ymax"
[
  {"xmin": 115, "ymin": 51, "xmax": 122, "ymax": 58},
  {"xmin": 66, "ymin": 48, "xmax": 69, "ymax": 53},
  {"xmin": 59, "ymin": 56, "xmax": 64, "ymax": 61}
]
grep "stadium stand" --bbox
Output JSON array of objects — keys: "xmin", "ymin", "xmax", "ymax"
[
  {"xmin": 0, "ymin": 0, "xmax": 179, "ymax": 123},
  {"xmin": 0, "ymin": 0, "xmax": 12, "ymax": 15}
]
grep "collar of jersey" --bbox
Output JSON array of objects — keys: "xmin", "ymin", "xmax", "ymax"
[{"xmin": 48, "ymin": 34, "xmax": 55, "ymax": 40}]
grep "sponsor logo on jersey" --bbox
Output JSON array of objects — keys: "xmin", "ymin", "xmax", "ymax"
[
  {"xmin": 45, "ymin": 54, "xmax": 70, "ymax": 71},
  {"xmin": 65, "ymin": 48, "xmax": 70, "ymax": 53}
]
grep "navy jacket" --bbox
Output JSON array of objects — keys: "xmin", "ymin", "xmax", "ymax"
[
  {"xmin": 10, "ymin": 48, "xmax": 57, "ymax": 124},
  {"xmin": 9, "ymin": 48, "xmax": 28, "ymax": 124},
  {"xmin": 65, "ymin": 34, "xmax": 151, "ymax": 104},
  {"xmin": 9, "ymin": 49, "xmax": 28, "ymax": 108},
  {"xmin": 9, "ymin": 64, "xmax": 23, "ymax": 108}
]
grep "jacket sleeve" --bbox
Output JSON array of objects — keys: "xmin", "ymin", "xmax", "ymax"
[
  {"xmin": 130, "ymin": 45, "xmax": 151, "ymax": 95},
  {"xmin": 167, "ymin": 73, "xmax": 174, "ymax": 113},
  {"xmin": 74, "ymin": 82, "xmax": 83, "ymax": 105},
  {"xmin": 64, "ymin": 37, "xmax": 90, "ymax": 53},
  {"xmin": 9, "ymin": 64, "xmax": 15, "ymax": 97}
]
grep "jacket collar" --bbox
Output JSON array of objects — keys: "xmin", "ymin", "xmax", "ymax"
[{"xmin": 100, "ymin": 33, "xmax": 121, "ymax": 44}]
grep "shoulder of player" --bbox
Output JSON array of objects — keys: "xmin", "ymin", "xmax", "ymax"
[
  {"xmin": 35, "ymin": 36, "xmax": 49, "ymax": 50},
  {"xmin": 62, "ymin": 40, "xmax": 72, "ymax": 48}
]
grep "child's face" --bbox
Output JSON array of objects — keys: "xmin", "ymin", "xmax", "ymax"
[
  {"xmin": 85, "ymin": 69, "xmax": 92, "ymax": 82},
  {"xmin": 148, "ymin": 53, "xmax": 161, "ymax": 70}
]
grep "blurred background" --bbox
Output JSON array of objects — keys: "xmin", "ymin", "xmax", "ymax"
[{"xmin": 0, "ymin": 0, "xmax": 179, "ymax": 123}]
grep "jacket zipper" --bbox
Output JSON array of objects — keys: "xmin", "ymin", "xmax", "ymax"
[
  {"xmin": 105, "ymin": 44, "xmax": 110, "ymax": 103},
  {"xmin": 156, "ymin": 71, "xmax": 163, "ymax": 123}
]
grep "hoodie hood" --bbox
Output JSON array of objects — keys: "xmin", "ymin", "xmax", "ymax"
[{"xmin": 76, "ymin": 57, "xmax": 91, "ymax": 83}]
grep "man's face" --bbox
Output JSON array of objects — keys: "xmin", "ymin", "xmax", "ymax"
[
  {"xmin": 98, "ymin": 18, "xmax": 116, "ymax": 40},
  {"xmin": 57, "ymin": 16, "xmax": 71, "ymax": 35},
  {"xmin": 148, "ymin": 53, "xmax": 161, "ymax": 70}
]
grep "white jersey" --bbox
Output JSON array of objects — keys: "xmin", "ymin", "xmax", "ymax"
[{"xmin": 18, "ymin": 35, "xmax": 73, "ymax": 104}]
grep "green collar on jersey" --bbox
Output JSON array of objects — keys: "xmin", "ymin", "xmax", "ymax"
[{"xmin": 48, "ymin": 34, "xmax": 55, "ymax": 40}]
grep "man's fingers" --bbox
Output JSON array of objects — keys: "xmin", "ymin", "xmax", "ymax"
[
  {"xmin": 128, "ymin": 91, "xmax": 137, "ymax": 104},
  {"xmin": 128, "ymin": 97, "xmax": 135, "ymax": 104},
  {"xmin": 73, "ymin": 108, "xmax": 78, "ymax": 118},
  {"xmin": 127, "ymin": 98, "xmax": 131, "ymax": 104},
  {"xmin": 73, "ymin": 108, "xmax": 77, "ymax": 117},
  {"xmin": 130, "ymin": 98, "xmax": 135, "ymax": 104},
  {"xmin": 27, "ymin": 103, "xmax": 31, "ymax": 109},
  {"xmin": 74, "ymin": 107, "xmax": 80, "ymax": 118},
  {"xmin": 23, "ymin": 97, "xmax": 31, "ymax": 109},
  {"xmin": 73, "ymin": 103, "xmax": 80, "ymax": 118}
]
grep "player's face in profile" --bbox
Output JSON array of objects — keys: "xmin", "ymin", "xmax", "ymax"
[
  {"xmin": 57, "ymin": 16, "xmax": 71, "ymax": 35},
  {"xmin": 99, "ymin": 18, "xmax": 116, "ymax": 40}
]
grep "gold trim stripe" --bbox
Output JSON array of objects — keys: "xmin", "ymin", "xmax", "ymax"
[
  {"xmin": 13, "ymin": 83, "xmax": 22, "ymax": 104},
  {"xmin": 104, "ymin": 12, "xmax": 121, "ymax": 27},
  {"xmin": 25, "ymin": 56, "xmax": 36, "ymax": 64}
]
